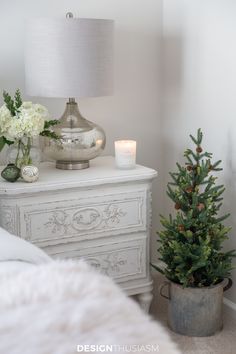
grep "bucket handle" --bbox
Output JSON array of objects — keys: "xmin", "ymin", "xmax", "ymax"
[
  {"xmin": 223, "ymin": 278, "xmax": 233, "ymax": 292},
  {"xmin": 159, "ymin": 281, "xmax": 170, "ymax": 300}
]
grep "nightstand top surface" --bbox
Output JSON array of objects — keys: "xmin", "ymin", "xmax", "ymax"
[{"xmin": 0, "ymin": 156, "xmax": 157, "ymax": 195}]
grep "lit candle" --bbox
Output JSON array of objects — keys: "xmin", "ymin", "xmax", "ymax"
[{"xmin": 115, "ymin": 140, "xmax": 136, "ymax": 169}]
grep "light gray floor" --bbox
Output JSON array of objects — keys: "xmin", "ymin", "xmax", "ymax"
[{"xmin": 150, "ymin": 272, "xmax": 236, "ymax": 354}]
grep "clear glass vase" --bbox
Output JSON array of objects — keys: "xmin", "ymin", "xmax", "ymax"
[{"xmin": 6, "ymin": 137, "xmax": 41, "ymax": 169}]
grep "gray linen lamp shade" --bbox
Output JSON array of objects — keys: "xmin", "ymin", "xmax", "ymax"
[{"xmin": 25, "ymin": 17, "xmax": 114, "ymax": 98}]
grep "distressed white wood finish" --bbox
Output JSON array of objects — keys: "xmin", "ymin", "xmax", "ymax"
[{"xmin": 0, "ymin": 156, "xmax": 157, "ymax": 311}]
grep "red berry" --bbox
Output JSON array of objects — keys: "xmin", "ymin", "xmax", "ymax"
[
  {"xmin": 196, "ymin": 146, "xmax": 203, "ymax": 153},
  {"xmin": 186, "ymin": 186, "xmax": 193, "ymax": 193},
  {"xmin": 197, "ymin": 203, "xmax": 205, "ymax": 211}
]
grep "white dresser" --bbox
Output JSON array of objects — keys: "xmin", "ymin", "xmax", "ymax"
[{"xmin": 0, "ymin": 156, "xmax": 157, "ymax": 311}]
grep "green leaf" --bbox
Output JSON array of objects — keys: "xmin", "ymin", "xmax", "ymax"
[
  {"xmin": 0, "ymin": 137, "xmax": 6, "ymax": 151},
  {"xmin": 14, "ymin": 89, "xmax": 22, "ymax": 110},
  {"xmin": 3, "ymin": 90, "xmax": 15, "ymax": 116},
  {"xmin": 150, "ymin": 263, "xmax": 164, "ymax": 274},
  {"xmin": 41, "ymin": 120, "xmax": 60, "ymax": 140},
  {"xmin": 40, "ymin": 130, "xmax": 60, "ymax": 140},
  {"xmin": 44, "ymin": 119, "xmax": 59, "ymax": 129},
  {"xmin": 0, "ymin": 136, "xmax": 14, "ymax": 151}
]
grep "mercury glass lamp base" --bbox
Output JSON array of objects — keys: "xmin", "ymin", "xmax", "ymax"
[
  {"xmin": 56, "ymin": 160, "xmax": 89, "ymax": 170},
  {"xmin": 44, "ymin": 98, "xmax": 106, "ymax": 171}
]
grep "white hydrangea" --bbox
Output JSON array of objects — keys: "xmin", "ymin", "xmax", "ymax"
[
  {"xmin": 0, "ymin": 104, "xmax": 12, "ymax": 135},
  {"xmin": 0, "ymin": 101, "xmax": 49, "ymax": 141}
]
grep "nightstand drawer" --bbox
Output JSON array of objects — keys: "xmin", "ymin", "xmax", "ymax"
[
  {"xmin": 47, "ymin": 237, "xmax": 147, "ymax": 283},
  {"xmin": 19, "ymin": 189, "xmax": 147, "ymax": 246}
]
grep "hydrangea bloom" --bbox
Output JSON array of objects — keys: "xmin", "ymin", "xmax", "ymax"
[
  {"xmin": 0, "ymin": 90, "xmax": 58, "ymax": 175},
  {"xmin": 0, "ymin": 104, "xmax": 12, "ymax": 136},
  {"xmin": 0, "ymin": 102, "xmax": 49, "ymax": 141}
]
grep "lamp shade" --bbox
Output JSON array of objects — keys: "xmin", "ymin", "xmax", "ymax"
[{"xmin": 25, "ymin": 18, "xmax": 114, "ymax": 98}]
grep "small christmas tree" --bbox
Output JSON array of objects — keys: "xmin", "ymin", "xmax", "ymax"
[{"xmin": 153, "ymin": 129, "xmax": 235, "ymax": 287}]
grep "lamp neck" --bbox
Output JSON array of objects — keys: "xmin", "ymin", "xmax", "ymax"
[
  {"xmin": 63, "ymin": 98, "xmax": 84, "ymax": 120},
  {"xmin": 68, "ymin": 97, "xmax": 76, "ymax": 104}
]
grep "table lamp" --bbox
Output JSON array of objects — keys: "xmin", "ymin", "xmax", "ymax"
[{"xmin": 25, "ymin": 14, "xmax": 114, "ymax": 170}]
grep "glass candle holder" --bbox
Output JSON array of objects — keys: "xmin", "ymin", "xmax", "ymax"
[{"xmin": 115, "ymin": 140, "xmax": 136, "ymax": 169}]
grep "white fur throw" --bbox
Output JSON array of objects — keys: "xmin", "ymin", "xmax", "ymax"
[
  {"xmin": 0, "ymin": 260, "xmax": 180, "ymax": 354},
  {"xmin": 0, "ymin": 226, "xmax": 51, "ymax": 264}
]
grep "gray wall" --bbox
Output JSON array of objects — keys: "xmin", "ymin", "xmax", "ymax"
[
  {"xmin": 0, "ymin": 0, "xmax": 163, "ymax": 261},
  {"xmin": 162, "ymin": 0, "xmax": 236, "ymax": 304}
]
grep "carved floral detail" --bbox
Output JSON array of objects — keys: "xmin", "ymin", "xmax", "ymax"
[
  {"xmin": 45, "ymin": 211, "xmax": 71, "ymax": 235},
  {"xmin": 103, "ymin": 204, "xmax": 126, "ymax": 226},
  {"xmin": 0, "ymin": 207, "xmax": 15, "ymax": 234},
  {"xmin": 86, "ymin": 252, "xmax": 127, "ymax": 276},
  {"xmin": 45, "ymin": 204, "xmax": 127, "ymax": 235}
]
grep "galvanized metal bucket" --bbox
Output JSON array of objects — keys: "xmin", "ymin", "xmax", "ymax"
[{"xmin": 159, "ymin": 278, "xmax": 232, "ymax": 337}]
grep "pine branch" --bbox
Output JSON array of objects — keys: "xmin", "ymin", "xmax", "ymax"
[
  {"xmin": 169, "ymin": 172, "xmax": 179, "ymax": 184},
  {"xmin": 190, "ymin": 134, "xmax": 198, "ymax": 145},
  {"xmin": 185, "ymin": 155, "xmax": 194, "ymax": 165},
  {"xmin": 197, "ymin": 128, "xmax": 203, "ymax": 144},
  {"xmin": 215, "ymin": 213, "xmax": 230, "ymax": 223},
  {"xmin": 186, "ymin": 149, "xmax": 199, "ymax": 162},
  {"xmin": 212, "ymin": 160, "xmax": 222, "ymax": 169},
  {"xmin": 155, "ymin": 128, "xmax": 235, "ymax": 287}
]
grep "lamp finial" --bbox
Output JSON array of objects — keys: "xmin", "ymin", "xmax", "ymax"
[{"xmin": 66, "ymin": 12, "xmax": 74, "ymax": 19}]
